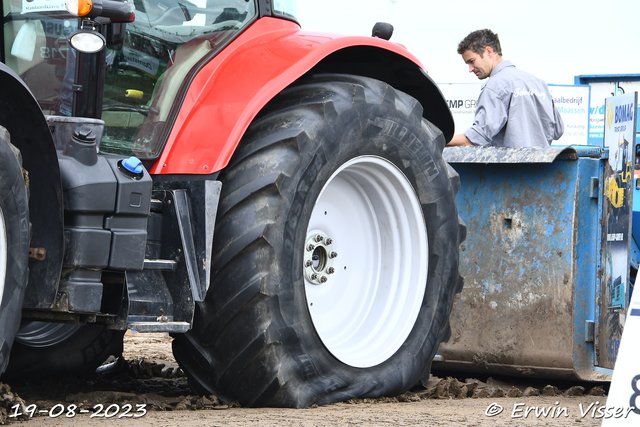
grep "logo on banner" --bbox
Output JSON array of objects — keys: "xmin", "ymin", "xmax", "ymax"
[
  {"xmin": 609, "ymin": 103, "xmax": 635, "ymax": 132},
  {"xmin": 608, "ymin": 105, "xmax": 614, "ymax": 129},
  {"xmin": 122, "ymin": 47, "xmax": 160, "ymax": 77}
]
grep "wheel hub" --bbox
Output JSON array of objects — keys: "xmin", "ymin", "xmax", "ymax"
[{"xmin": 303, "ymin": 233, "xmax": 337, "ymax": 285}]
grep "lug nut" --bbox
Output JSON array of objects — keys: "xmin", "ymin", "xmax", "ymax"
[
  {"xmin": 305, "ymin": 260, "xmax": 313, "ymax": 267},
  {"xmin": 311, "ymin": 273, "xmax": 318, "ymax": 280},
  {"xmin": 320, "ymin": 276, "xmax": 328, "ymax": 283},
  {"xmin": 327, "ymin": 267, "xmax": 335, "ymax": 274},
  {"xmin": 315, "ymin": 234, "xmax": 324, "ymax": 243},
  {"xmin": 329, "ymin": 252, "xmax": 338, "ymax": 259},
  {"xmin": 307, "ymin": 244, "xmax": 315, "ymax": 252},
  {"xmin": 325, "ymin": 238, "xmax": 332, "ymax": 245}
]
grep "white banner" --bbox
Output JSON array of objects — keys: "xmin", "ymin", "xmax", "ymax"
[
  {"xmin": 437, "ymin": 83, "xmax": 481, "ymax": 135},
  {"xmin": 585, "ymin": 81, "xmax": 640, "ymax": 145},
  {"xmin": 548, "ymin": 85, "xmax": 590, "ymax": 145},
  {"xmin": 438, "ymin": 83, "xmax": 590, "ymax": 145},
  {"xmin": 21, "ymin": 0, "xmax": 66, "ymax": 14}
]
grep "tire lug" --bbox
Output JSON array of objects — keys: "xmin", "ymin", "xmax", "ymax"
[
  {"xmin": 311, "ymin": 273, "xmax": 318, "ymax": 280},
  {"xmin": 329, "ymin": 251, "xmax": 338, "ymax": 259},
  {"xmin": 320, "ymin": 276, "xmax": 328, "ymax": 283},
  {"xmin": 327, "ymin": 267, "xmax": 334, "ymax": 274},
  {"xmin": 315, "ymin": 234, "xmax": 324, "ymax": 243},
  {"xmin": 325, "ymin": 238, "xmax": 332, "ymax": 245},
  {"xmin": 307, "ymin": 244, "xmax": 315, "ymax": 252},
  {"xmin": 305, "ymin": 260, "xmax": 313, "ymax": 267}
]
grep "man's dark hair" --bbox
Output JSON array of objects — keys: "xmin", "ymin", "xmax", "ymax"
[{"xmin": 457, "ymin": 29, "xmax": 502, "ymax": 56}]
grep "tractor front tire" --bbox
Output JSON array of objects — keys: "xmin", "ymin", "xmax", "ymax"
[
  {"xmin": 173, "ymin": 74, "xmax": 465, "ymax": 408},
  {"xmin": 3, "ymin": 322, "xmax": 124, "ymax": 380},
  {"xmin": 0, "ymin": 126, "xmax": 30, "ymax": 375}
]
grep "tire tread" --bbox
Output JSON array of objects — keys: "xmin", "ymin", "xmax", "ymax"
[{"xmin": 173, "ymin": 74, "xmax": 465, "ymax": 408}]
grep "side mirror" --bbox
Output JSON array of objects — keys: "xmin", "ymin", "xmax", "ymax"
[{"xmin": 372, "ymin": 22, "xmax": 393, "ymax": 41}]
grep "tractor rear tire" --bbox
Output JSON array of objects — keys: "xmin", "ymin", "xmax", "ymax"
[
  {"xmin": 3, "ymin": 322, "xmax": 124, "ymax": 379},
  {"xmin": 172, "ymin": 74, "xmax": 465, "ymax": 408},
  {"xmin": 0, "ymin": 126, "xmax": 30, "ymax": 375}
]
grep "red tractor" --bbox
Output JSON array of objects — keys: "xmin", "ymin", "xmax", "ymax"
[{"xmin": 0, "ymin": 0, "xmax": 464, "ymax": 407}]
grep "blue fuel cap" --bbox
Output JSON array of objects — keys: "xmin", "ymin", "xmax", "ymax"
[{"xmin": 122, "ymin": 157, "xmax": 143, "ymax": 174}]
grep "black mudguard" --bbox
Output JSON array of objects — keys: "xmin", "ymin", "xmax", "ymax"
[
  {"xmin": 310, "ymin": 46, "xmax": 454, "ymax": 142},
  {"xmin": 0, "ymin": 63, "xmax": 64, "ymax": 309}
]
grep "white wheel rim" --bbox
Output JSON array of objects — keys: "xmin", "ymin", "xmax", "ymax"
[
  {"xmin": 304, "ymin": 155, "xmax": 428, "ymax": 368},
  {"xmin": 0, "ymin": 206, "xmax": 6, "ymax": 304}
]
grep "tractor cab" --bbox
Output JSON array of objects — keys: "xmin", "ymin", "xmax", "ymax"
[{"xmin": 2, "ymin": 0, "xmax": 295, "ymax": 157}]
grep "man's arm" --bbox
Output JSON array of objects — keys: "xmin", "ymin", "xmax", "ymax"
[
  {"xmin": 552, "ymin": 100, "xmax": 565, "ymax": 141},
  {"xmin": 465, "ymin": 86, "xmax": 508, "ymax": 146},
  {"xmin": 447, "ymin": 134, "xmax": 474, "ymax": 146}
]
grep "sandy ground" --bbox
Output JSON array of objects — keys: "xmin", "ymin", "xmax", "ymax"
[
  {"xmin": 3, "ymin": 332, "xmax": 615, "ymax": 426},
  {"xmin": 22, "ymin": 397, "xmax": 611, "ymax": 427}
]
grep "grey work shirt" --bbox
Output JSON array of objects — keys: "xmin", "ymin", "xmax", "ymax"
[{"xmin": 464, "ymin": 61, "xmax": 564, "ymax": 148}]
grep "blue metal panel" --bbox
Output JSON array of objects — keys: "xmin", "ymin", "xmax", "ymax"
[
  {"xmin": 573, "ymin": 157, "xmax": 610, "ymax": 379},
  {"xmin": 575, "ymin": 74, "xmax": 640, "ymax": 84},
  {"xmin": 630, "ymin": 237, "xmax": 640, "ymax": 272},
  {"xmin": 633, "ymin": 176, "xmax": 640, "ymax": 246},
  {"xmin": 436, "ymin": 151, "xmax": 613, "ymax": 380},
  {"xmin": 572, "ymin": 145, "xmax": 606, "ymax": 158}
]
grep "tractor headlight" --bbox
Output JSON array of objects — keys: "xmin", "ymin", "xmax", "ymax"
[{"xmin": 68, "ymin": 29, "xmax": 106, "ymax": 53}]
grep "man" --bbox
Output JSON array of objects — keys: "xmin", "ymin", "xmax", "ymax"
[{"xmin": 447, "ymin": 29, "xmax": 564, "ymax": 147}]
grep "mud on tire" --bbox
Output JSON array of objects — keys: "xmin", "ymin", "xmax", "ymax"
[{"xmin": 173, "ymin": 74, "xmax": 465, "ymax": 408}]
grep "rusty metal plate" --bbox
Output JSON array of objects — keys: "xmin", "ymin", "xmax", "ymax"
[{"xmin": 435, "ymin": 153, "xmax": 610, "ymax": 381}]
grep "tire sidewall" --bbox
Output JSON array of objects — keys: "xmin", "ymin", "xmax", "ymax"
[
  {"xmin": 0, "ymin": 132, "xmax": 30, "ymax": 373},
  {"xmin": 275, "ymin": 91, "xmax": 460, "ymax": 397},
  {"xmin": 5, "ymin": 325, "xmax": 124, "ymax": 379}
]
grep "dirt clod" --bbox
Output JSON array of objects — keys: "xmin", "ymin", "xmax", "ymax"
[
  {"xmin": 588, "ymin": 386, "xmax": 607, "ymax": 396},
  {"xmin": 473, "ymin": 388, "xmax": 489, "ymax": 398},
  {"xmin": 506, "ymin": 386, "xmax": 522, "ymax": 398},
  {"xmin": 425, "ymin": 377, "xmax": 469, "ymax": 399},
  {"xmin": 487, "ymin": 386, "xmax": 505, "ymax": 398},
  {"xmin": 175, "ymin": 398, "xmax": 192, "ymax": 411},
  {"xmin": 542, "ymin": 385, "xmax": 560, "ymax": 396},
  {"xmin": 564, "ymin": 385, "xmax": 585, "ymax": 396},
  {"xmin": 463, "ymin": 379, "xmax": 480, "ymax": 397},
  {"xmin": 397, "ymin": 393, "xmax": 421, "ymax": 402},
  {"xmin": 0, "ymin": 383, "xmax": 28, "ymax": 424},
  {"xmin": 522, "ymin": 386, "xmax": 540, "ymax": 397}
]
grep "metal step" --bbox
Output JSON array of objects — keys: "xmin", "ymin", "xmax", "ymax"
[
  {"xmin": 128, "ymin": 321, "xmax": 190, "ymax": 333},
  {"xmin": 143, "ymin": 259, "xmax": 177, "ymax": 270}
]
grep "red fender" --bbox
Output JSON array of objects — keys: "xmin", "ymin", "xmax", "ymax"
[{"xmin": 150, "ymin": 17, "xmax": 450, "ymax": 175}]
